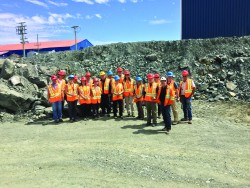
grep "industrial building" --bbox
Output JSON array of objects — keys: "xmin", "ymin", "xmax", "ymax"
[
  {"xmin": 0, "ymin": 39, "xmax": 93, "ymax": 58},
  {"xmin": 182, "ymin": 0, "xmax": 250, "ymax": 39}
]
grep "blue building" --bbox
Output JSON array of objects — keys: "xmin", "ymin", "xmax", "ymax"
[{"xmin": 182, "ymin": 0, "xmax": 250, "ymax": 39}]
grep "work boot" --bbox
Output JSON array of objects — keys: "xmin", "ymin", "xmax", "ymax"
[
  {"xmin": 59, "ymin": 119, "xmax": 63, "ymax": 122},
  {"xmin": 127, "ymin": 112, "xmax": 131, "ymax": 117},
  {"xmin": 131, "ymin": 112, "xmax": 135, "ymax": 117},
  {"xmin": 181, "ymin": 118, "xmax": 188, "ymax": 121},
  {"xmin": 172, "ymin": 121, "xmax": 178, "ymax": 125},
  {"xmin": 188, "ymin": 120, "xmax": 192, "ymax": 124}
]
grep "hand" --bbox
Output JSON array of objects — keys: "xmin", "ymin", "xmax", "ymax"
[{"xmin": 176, "ymin": 97, "xmax": 180, "ymax": 102}]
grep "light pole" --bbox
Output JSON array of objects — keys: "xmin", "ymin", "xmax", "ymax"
[
  {"xmin": 71, "ymin": 26, "xmax": 79, "ymax": 50},
  {"xmin": 16, "ymin": 22, "xmax": 28, "ymax": 57}
]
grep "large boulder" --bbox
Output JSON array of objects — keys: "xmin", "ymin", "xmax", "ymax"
[
  {"xmin": 0, "ymin": 84, "xmax": 36, "ymax": 112},
  {"xmin": 1, "ymin": 59, "xmax": 15, "ymax": 79}
]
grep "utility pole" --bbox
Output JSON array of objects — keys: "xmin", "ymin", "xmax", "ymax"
[
  {"xmin": 34, "ymin": 34, "xmax": 41, "ymax": 53},
  {"xmin": 71, "ymin": 26, "xmax": 79, "ymax": 50},
  {"xmin": 16, "ymin": 22, "xmax": 28, "ymax": 57}
]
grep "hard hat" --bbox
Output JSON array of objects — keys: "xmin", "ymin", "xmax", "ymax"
[
  {"xmin": 114, "ymin": 75, "xmax": 120, "ymax": 81},
  {"xmin": 51, "ymin": 75, "xmax": 57, "ymax": 80},
  {"xmin": 57, "ymin": 70, "xmax": 65, "ymax": 76},
  {"xmin": 108, "ymin": 70, "xmax": 113, "ymax": 75},
  {"xmin": 167, "ymin": 71, "xmax": 174, "ymax": 77},
  {"xmin": 85, "ymin": 72, "xmax": 91, "ymax": 77},
  {"xmin": 147, "ymin": 73, "xmax": 154, "ymax": 79},
  {"xmin": 136, "ymin": 77, "xmax": 142, "ymax": 81},
  {"xmin": 81, "ymin": 76, "xmax": 86, "ymax": 81},
  {"xmin": 68, "ymin": 74, "xmax": 74, "ymax": 79},
  {"xmin": 124, "ymin": 70, "xmax": 130, "ymax": 75},
  {"xmin": 154, "ymin": 73, "xmax": 160, "ymax": 78},
  {"xmin": 99, "ymin": 71, "xmax": 106, "ymax": 76},
  {"xmin": 182, "ymin": 70, "xmax": 189, "ymax": 76},
  {"xmin": 74, "ymin": 75, "xmax": 78, "ymax": 80},
  {"xmin": 93, "ymin": 78, "xmax": 99, "ymax": 82},
  {"xmin": 160, "ymin": 77, "xmax": 166, "ymax": 81},
  {"xmin": 117, "ymin": 67, "xmax": 123, "ymax": 72}
]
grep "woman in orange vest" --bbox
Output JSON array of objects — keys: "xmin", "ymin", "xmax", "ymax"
[
  {"xmin": 91, "ymin": 78, "xmax": 102, "ymax": 119},
  {"xmin": 157, "ymin": 77, "xmax": 175, "ymax": 133},
  {"xmin": 47, "ymin": 75, "xmax": 64, "ymax": 123},
  {"xmin": 134, "ymin": 76, "xmax": 144, "ymax": 120},
  {"xmin": 123, "ymin": 70, "xmax": 135, "ymax": 117},
  {"xmin": 65, "ymin": 74, "xmax": 79, "ymax": 122},
  {"xmin": 179, "ymin": 70, "xmax": 196, "ymax": 124},
  {"xmin": 57, "ymin": 70, "xmax": 66, "ymax": 115},
  {"xmin": 79, "ymin": 76, "xmax": 91, "ymax": 120},
  {"xmin": 154, "ymin": 73, "xmax": 161, "ymax": 118},
  {"xmin": 85, "ymin": 72, "xmax": 93, "ymax": 87},
  {"xmin": 112, "ymin": 75, "xmax": 124, "ymax": 119}
]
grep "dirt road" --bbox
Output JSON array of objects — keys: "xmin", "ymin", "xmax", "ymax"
[{"xmin": 0, "ymin": 100, "xmax": 249, "ymax": 187}]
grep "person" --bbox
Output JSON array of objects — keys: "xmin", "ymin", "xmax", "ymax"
[
  {"xmin": 91, "ymin": 78, "xmax": 102, "ymax": 119},
  {"xmin": 78, "ymin": 76, "xmax": 91, "ymax": 120},
  {"xmin": 47, "ymin": 75, "xmax": 64, "ymax": 123},
  {"xmin": 57, "ymin": 70, "xmax": 66, "ymax": 114},
  {"xmin": 65, "ymin": 74, "xmax": 79, "ymax": 122},
  {"xmin": 144, "ymin": 73, "xmax": 159, "ymax": 126},
  {"xmin": 112, "ymin": 75, "xmax": 124, "ymax": 119},
  {"xmin": 123, "ymin": 70, "xmax": 135, "ymax": 117},
  {"xmin": 134, "ymin": 76, "xmax": 144, "ymax": 120},
  {"xmin": 107, "ymin": 70, "xmax": 115, "ymax": 110},
  {"xmin": 179, "ymin": 70, "xmax": 196, "ymax": 124},
  {"xmin": 166, "ymin": 71, "xmax": 179, "ymax": 125},
  {"xmin": 85, "ymin": 72, "xmax": 93, "ymax": 87},
  {"xmin": 117, "ymin": 67, "xmax": 124, "ymax": 83},
  {"xmin": 157, "ymin": 77, "xmax": 175, "ymax": 133},
  {"xmin": 99, "ymin": 71, "xmax": 112, "ymax": 117},
  {"xmin": 154, "ymin": 73, "xmax": 161, "ymax": 118},
  {"xmin": 74, "ymin": 75, "xmax": 79, "ymax": 84}
]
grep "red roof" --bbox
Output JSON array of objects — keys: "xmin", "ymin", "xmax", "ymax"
[{"xmin": 0, "ymin": 39, "xmax": 82, "ymax": 52}]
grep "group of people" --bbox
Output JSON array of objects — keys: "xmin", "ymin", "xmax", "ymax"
[{"xmin": 47, "ymin": 67, "xmax": 196, "ymax": 133}]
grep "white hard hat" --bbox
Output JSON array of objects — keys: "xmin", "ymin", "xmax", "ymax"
[{"xmin": 160, "ymin": 77, "xmax": 166, "ymax": 81}]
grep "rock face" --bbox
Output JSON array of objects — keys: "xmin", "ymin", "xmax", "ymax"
[{"xmin": 0, "ymin": 36, "xmax": 250, "ymax": 117}]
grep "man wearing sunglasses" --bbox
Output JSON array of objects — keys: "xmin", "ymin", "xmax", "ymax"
[{"xmin": 179, "ymin": 70, "xmax": 196, "ymax": 124}]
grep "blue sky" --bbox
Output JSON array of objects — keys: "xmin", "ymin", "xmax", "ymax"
[{"xmin": 0, "ymin": 0, "xmax": 180, "ymax": 45}]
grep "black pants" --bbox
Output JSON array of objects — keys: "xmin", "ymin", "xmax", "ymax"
[
  {"xmin": 100, "ymin": 94, "xmax": 111, "ymax": 115},
  {"xmin": 158, "ymin": 103, "xmax": 161, "ymax": 117},
  {"xmin": 81, "ymin": 104, "xmax": 91, "ymax": 118},
  {"xmin": 92, "ymin": 103, "xmax": 100, "ymax": 117},
  {"xmin": 68, "ymin": 100, "xmax": 77, "ymax": 120},
  {"xmin": 136, "ymin": 101, "xmax": 144, "ymax": 118},
  {"xmin": 113, "ymin": 100, "xmax": 123, "ymax": 116}
]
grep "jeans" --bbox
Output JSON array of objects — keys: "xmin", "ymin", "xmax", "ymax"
[
  {"xmin": 180, "ymin": 96, "xmax": 192, "ymax": 120},
  {"xmin": 52, "ymin": 101, "xmax": 62, "ymax": 120},
  {"xmin": 161, "ymin": 104, "xmax": 171, "ymax": 130}
]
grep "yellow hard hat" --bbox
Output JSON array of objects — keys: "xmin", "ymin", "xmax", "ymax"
[{"xmin": 99, "ymin": 71, "xmax": 106, "ymax": 76}]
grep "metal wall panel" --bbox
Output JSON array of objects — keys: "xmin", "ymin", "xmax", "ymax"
[{"xmin": 182, "ymin": 0, "xmax": 250, "ymax": 39}]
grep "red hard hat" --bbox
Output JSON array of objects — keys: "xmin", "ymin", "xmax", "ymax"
[
  {"xmin": 182, "ymin": 70, "xmax": 189, "ymax": 76},
  {"xmin": 74, "ymin": 75, "xmax": 78, "ymax": 80},
  {"xmin": 154, "ymin": 73, "xmax": 160, "ymax": 78},
  {"xmin": 81, "ymin": 76, "xmax": 86, "ymax": 81},
  {"xmin": 85, "ymin": 72, "xmax": 91, "ymax": 77},
  {"xmin": 117, "ymin": 67, "xmax": 123, "ymax": 72},
  {"xmin": 147, "ymin": 73, "xmax": 154, "ymax": 79},
  {"xmin": 93, "ymin": 78, "xmax": 99, "ymax": 82},
  {"xmin": 57, "ymin": 70, "xmax": 65, "ymax": 76},
  {"xmin": 124, "ymin": 70, "xmax": 130, "ymax": 75},
  {"xmin": 51, "ymin": 75, "xmax": 57, "ymax": 80}
]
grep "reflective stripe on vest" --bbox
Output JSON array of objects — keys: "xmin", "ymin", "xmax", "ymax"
[
  {"xmin": 123, "ymin": 79, "xmax": 134, "ymax": 97},
  {"xmin": 57, "ymin": 79, "xmax": 66, "ymax": 90},
  {"xmin": 91, "ymin": 86, "xmax": 102, "ymax": 104},
  {"xmin": 144, "ymin": 82, "xmax": 157, "ymax": 102},
  {"xmin": 180, "ymin": 79, "xmax": 193, "ymax": 98},
  {"xmin": 134, "ymin": 84, "xmax": 144, "ymax": 103},
  {"xmin": 66, "ymin": 83, "xmax": 78, "ymax": 101},
  {"xmin": 112, "ymin": 83, "xmax": 123, "ymax": 101},
  {"xmin": 79, "ymin": 85, "xmax": 91, "ymax": 104},
  {"xmin": 164, "ymin": 87, "xmax": 175, "ymax": 106},
  {"xmin": 48, "ymin": 84, "xmax": 62, "ymax": 103},
  {"xmin": 100, "ymin": 78, "xmax": 110, "ymax": 94}
]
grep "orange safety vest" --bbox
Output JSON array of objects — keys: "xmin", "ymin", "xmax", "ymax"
[
  {"xmin": 86, "ymin": 79, "xmax": 93, "ymax": 87},
  {"xmin": 57, "ymin": 79, "xmax": 66, "ymax": 91},
  {"xmin": 123, "ymin": 78, "xmax": 134, "ymax": 97},
  {"xmin": 112, "ymin": 83, "xmax": 123, "ymax": 101},
  {"xmin": 144, "ymin": 82, "xmax": 158, "ymax": 102},
  {"xmin": 78, "ymin": 85, "xmax": 91, "ymax": 104},
  {"xmin": 109, "ymin": 77, "xmax": 115, "ymax": 86},
  {"xmin": 66, "ymin": 83, "xmax": 78, "ymax": 101},
  {"xmin": 155, "ymin": 80, "xmax": 161, "ymax": 87},
  {"xmin": 167, "ymin": 80, "xmax": 177, "ymax": 97},
  {"xmin": 48, "ymin": 84, "xmax": 62, "ymax": 103},
  {"xmin": 158, "ymin": 86, "xmax": 175, "ymax": 106},
  {"xmin": 99, "ymin": 78, "xmax": 110, "ymax": 94},
  {"xmin": 134, "ymin": 84, "xmax": 144, "ymax": 103},
  {"xmin": 119, "ymin": 74, "xmax": 125, "ymax": 83},
  {"xmin": 180, "ymin": 79, "xmax": 194, "ymax": 98},
  {"xmin": 91, "ymin": 86, "xmax": 102, "ymax": 104}
]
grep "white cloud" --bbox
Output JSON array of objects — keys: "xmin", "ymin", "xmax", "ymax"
[
  {"xmin": 95, "ymin": 14, "xmax": 102, "ymax": 19},
  {"xmin": 72, "ymin": 0, "xmax": 94, "ymax": 4},
  {"xmin": 25, "ymin": 0, "xmax": 48, "ymax": 8},
  {"xmin": 48, "ymin": 1, "xmax": 68, "ymax": 7},
  {"xmin": 118, "ymin": 0, "xmax": 126, "ymax": 3},
  {"xmin": 149, "ymin": 19, "xmax": 172, "ymax": 25},
  {"xmin": 130, "ymin": 0, "xmax": 138, "ymax": 3},
  {"xmin": 85, "ymin": 15, "xmax": 93, "ymax": 19},
  {"xmin": 95, "ymin": 0, "xmax": 109, "ymax": 3}
]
